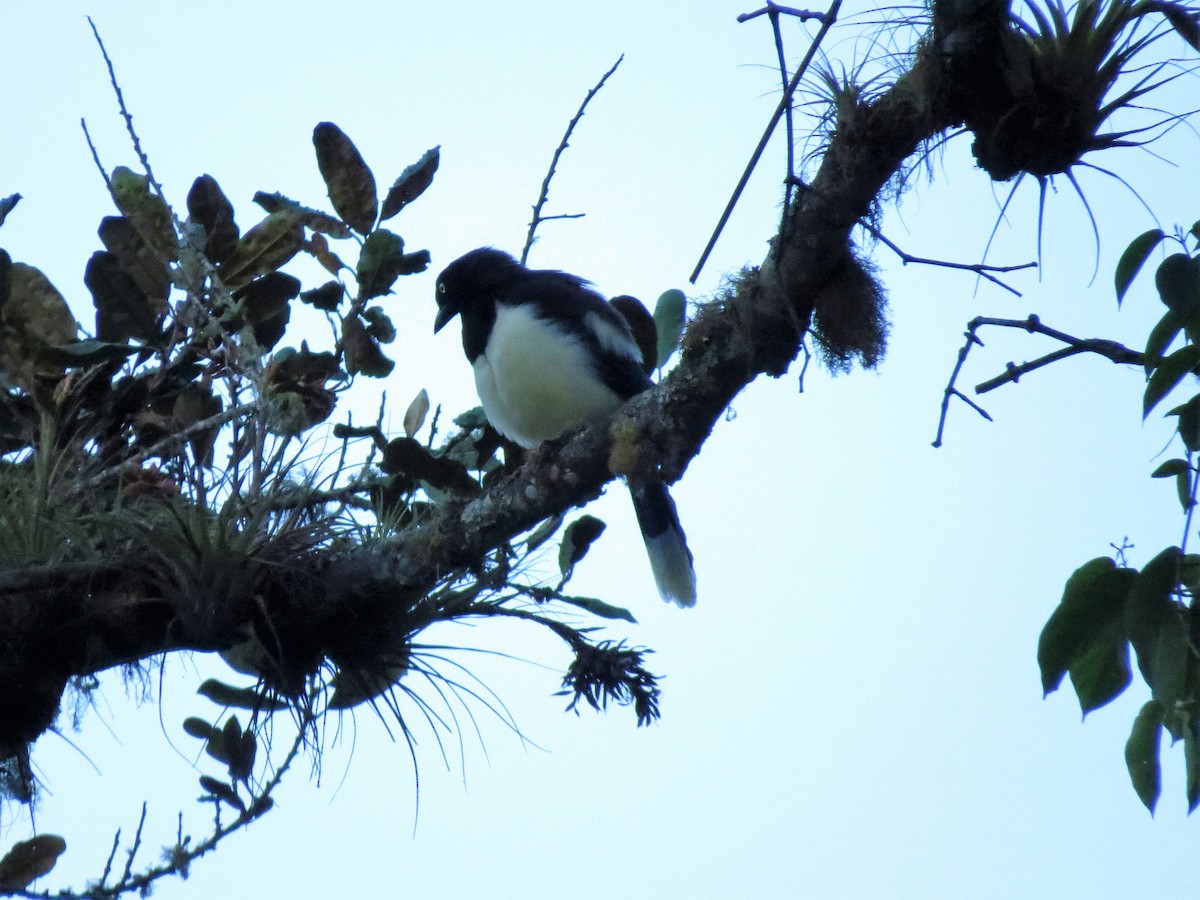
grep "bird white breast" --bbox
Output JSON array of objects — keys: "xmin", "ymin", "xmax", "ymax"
[{"xmin": 473, "ymin": 303, "xmax": 625, "ymax": 449}]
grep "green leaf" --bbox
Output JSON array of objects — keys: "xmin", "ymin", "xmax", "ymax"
[
  {"xmin": 1144, "ymin": 343, "xmax": 1200, "ymax": 419},
  {"xmin": 1151, "ymin": 458, "xmax": 1190, "ymax": 477},
  {"xmin": 1068, "ymin": 636, "xmax": 1131, "ymax": 716},
  {"xmin": 313, "ymin": 122, "xmax": 377, "ymax": 235},
  {"xmin": 558, "ymin": 514, "xmax": 607, "ymax": 576},
  {"xmin": 183, "ymin": 717, "xmax": 216, "ymax": 741},
  {"xmin": 653, "ymin": 289, "xmax": 687, "ymax": 368},
  {"xmin": 1125, "ymin": 701, "xmax": 1163, "ymax": 814},
  {"xmin": 356, "ymin": 229, "xmax": 407, "ymax": 301},
  {"xmin": 556, "ymin": 594, "xmax": 638, "ymax": 624},
  {"xmin": 1115, "ymin": 228, "xmax": 1165, "ymax": 305},
  {"xmin": 1125, "ymin": 547, "xmax": 1188, "ymax": 709},
  {"xmin": 219, "ymin": 210, "xmax": 304, "ymax": 291},
  {"xmin": 1187, "ymin": 727, "xmax": 1200, "ymax": 813},
  {"xmin": 380, "ymin": 146, "xmax": 440, "ymax": 221},
  {"xmin": 98, "ymin": 216, "xmax": 172, "ymax": 303},
  {"xmin": 1038, "ymin": 557, "xmax": 1135, "ymax": 696},
  {"xmin": 1175, "ymin": 393, "xmax": 1200, "ymax": 452},
  {"xmin": 1156, "ymin": 252, "xmax": 1200, "ymax": 320},
  {"xmin": 1144, "ymin": 310, "xmax": 1183, "ymax": 376},
  {"xmin": 109, "ymin": 166, "xmax": 178, "ymax": 261}
]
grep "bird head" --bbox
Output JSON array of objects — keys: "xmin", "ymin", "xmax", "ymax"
[{"xmin": 434, "ymin": 247, "xmax": 521, "ymax": 333}]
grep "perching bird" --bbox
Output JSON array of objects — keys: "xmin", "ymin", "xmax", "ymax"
[{"xmin": 434, "ymin": 247, "xmax": 696, "ymax": 607}]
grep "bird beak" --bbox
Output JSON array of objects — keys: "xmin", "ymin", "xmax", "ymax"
[{"xmin": 434, "ymin": 305, "xmax": 456, "ymax": 333}]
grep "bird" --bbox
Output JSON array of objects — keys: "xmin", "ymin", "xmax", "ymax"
[{"xmin": 434, "ymin": 247, "xmax": 696, "ymax": 608}]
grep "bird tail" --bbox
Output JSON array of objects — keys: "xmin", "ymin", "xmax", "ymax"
[{"xmin": 629, "ymin": 482, "xmax": 697, "ymax": 608}]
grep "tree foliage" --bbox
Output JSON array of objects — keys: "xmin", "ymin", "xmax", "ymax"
[{"xmin": 1, "ymin": 0, "xmax": 1199, "ymax": 893}]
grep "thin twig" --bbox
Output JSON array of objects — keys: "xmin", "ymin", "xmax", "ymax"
[
  {"xmin": 737, "ymin": 3, "xmax": 828, "ymax": 23},
  {"xmin": 80, "ymin": 118, "xmax": 110, "ymax": 185},
  {"xmin": 521, "ymin": 55, "xmax": 624, "ymax": 265},
  {"xmin": 859, "ymin": 219, "xmax": 1037, "ymax": 296},
  {"xmin": 691, "ymin": 0, "xmax": 841, "ymax": 284},
  {"xmin": 933, "ymin": 326, "xmax": 989, "ymax": 448}
]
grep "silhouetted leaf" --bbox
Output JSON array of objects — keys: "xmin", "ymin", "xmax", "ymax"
[
  {"xmin": 1144, "ymin": 344, "xmax": 1200, "ymax": 419},
  {"xmin": 526, "ymin": 514, "xmax": 565, "ymax": 552},
  {"xmin": 557, "ymin": 594, "xmax": 638, "ymax": 623},
  {"xmin": 1174, "ymin": 393, "xmax": 1200, "ymax": 453},
  {"xmin": 85, "ymin": 251, "xmax": 160, "ymax": 343},
  {"xmin": 98, "ymin": 216, "xmax": 172, "ymax": 303},
  {"xmin": 328, "ymin": 663, "xmax": 409, "ymax": 710},
  {"xmin": 253, "ymin": 191, "xmax": 352, "ymax": 239},
  {"xmin": 40, "ymin": 339, "xmax": 137, "ymax": 368},
  {"xmin": 1125, "ymin": 701, "xmax": 1163, "ymax": 814},
  {"xmin": 1155, "ymin": 253, "xmax": 1200, "ymax": 321},
  {"xmin": 380, "ymin": 146, "xmax": 440, "ymax": 220},
  {"xmin": 300, "ymin": 280, "xmax": 344, "ymax": 312},
  {"xmin": 653, "ymin": 289, "xmax": 687, "ymax": 368},
  {"xmin": 1144, "ymin": 310, "xmax": 1183, "ymax": 375},
  {"xmin": 219, "ymin": 210, "xmax": 304, "ymax": 290},
  {"xmin": 187, "ymin": 174, "xmax": 240, "ymax": 264},
  {"xmin": 1068, "ymin": 636, "xmax": 1131, "ymax": 716},
  {"xmin": 362, "ymin": 306, "xmax": 395, "ymax": 343},
  {"xmin": 198, "ymin": 776, "xmax": 244, "ymax": 812},
  {"xmin": 0, "ymin": 834, "xmax": 66, "ymax": 891},
  {"xmin": 1125, "ymin": 547, "xmax": 1188, "ymax": 710},
  {"xmin": 313, "ymin": 122, "xmax": 377, "ymax": 235},
  {"xmin": 559, "ymin": 515, "xmax": 607, "ymax": 576},
  {"xmin": 1115, "ymin": 228, "xmax": 1164, "ymax": 305},
  {"xmin": 183, "ymin": 717, "xmax": 217, "ymax": 740},
  {"xmin": 109, "ymin": 166, "xmax": 178, "ymax": 261},
  {"xmin": 342, "ymin": 313, "xmax": 394, "ymax": 378},
  {"xmin": 1038, "ymin": 557, "xmax": 1134, "ymax": 696},
  {"xmin": 197, "ymin": 678, "xmax": 288, "ymax": 711},
  {"xmin": 1188, "ymin": 727, "xmax": 1200, "ymax": 813},
  {"xmin": 234, "ymin": 272, "xmax": 299, "ymax": 351}
]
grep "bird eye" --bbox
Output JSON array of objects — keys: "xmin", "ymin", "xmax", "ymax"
[{"xmin": 437, "ymin": 282, "xmax": 446, "ymax": 294}]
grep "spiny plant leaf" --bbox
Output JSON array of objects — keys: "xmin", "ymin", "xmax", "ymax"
[
  {"xmin": 313, "ymin": 122, "xmax": 377, "ymax": 235},
  {"xmin": 381, "ymin": 146, "xmax": 440, "ymax": 221}
]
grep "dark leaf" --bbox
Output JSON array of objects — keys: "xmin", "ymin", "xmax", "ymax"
[
  {"xmin": 611, "ymin": 295, "xmax": 657, "ymax": 374},
  {"xmin": 0, "ymin": 192, "xmax": 20, "ymax": 228},
  {"xmin": 342, "ymin": 313, "xmax": 394, "ymax": 378},
  {"xmin": 300, "ymin": 280, "xmax": 344, "ymax": 312},
  {"xmin": 1037, "ymin": 557, "xmax": 1134, "ymax": 696},
  {"xmin": 1155, "ymin": 252, "xmax": 1200, "ymax": 320},
  {"xmin": 183, "ymin": 717, "xmax": 216, "ymax": 740},
  {"xmin": 0, "ymin": 248, "xmax": 10, "ymax": 311},
  {"xmin": 1125, "ymin": 547, "xmax": 1189, "ymax": 710},
  {"xmin": 1068, "ymin": 636, "xmax": 1131, "ymax": 716},
  {"xmin": 1115, "ymin": 228, "xmax": 1165, "ymax": 305},
  {"xmin": 227, "ymin": 729, "xmax": 257, "ymax": 783},
  {"xmin": 1174, "ymin": 393, "xmax": 1200, "ymax": 452},
  {"xmin": 0, "ymin": 834, "xmax": 66, "ymax": 891},
  {"xmin": 653, "ymin": 289, "xmax": 687, "ymax": 368},
  {"xmin": 85, "ymin": 251, "xmax": 160, "ymax": 343},
  {"xmin": 1150, "ymin": 458, "xmax": 1190, "ymax": 478},
  {"xmin": 356, "ymin": 229, "xmax": 407, "ymax": 301},
  {"xmin": 328, "ymin": 663, "xmax": 409, "ymax": 710},
  {"xmin": 40, "ymin": 339, "xmax": 137, "ymax": 369},
  {"xmin": 1125, "ymin": 701, "xmax": 1163, "ymax": 814},
  {"xmin": 557, "ymin": 594, "xmax": 638, "ymax": 623},
  {"xmin": 313, "ymin": 122, "xmax": 377, "ymax": 235},
  {"xmin": 197, "ymin": 678, "xmax": 288, "ymax": 712},
  {"xmin": 362, "ymin": 306, "xmax": 396, "ymax": 343},
  {"xmin": 198, "ymin": 776, "xmax": 244, "ymax": 812},
  {"xmin": 397, "ymin": 249, "xmax": 431, "ymax": 275},
  {"xmin": 186, "ymin": 174, "xmax": 240, "ymax": 264},
  {"xmin": 1188, "ymin": 727, "xmax": 1200, "ymax": 813},
  {"xmin": 234, "ymin": 272, "xmax": 299, "ymax": 351},
  {"xmin": 253, "ymin": 191, "xmax": 352, "ymax": 239},
  {"xmin": 109, "ymin": 166, "xmax": 178, "ymax": 261},
  {"xmin": 559, "ymin": 515, "xmax": 607, "ymax": 576},
  {"xmin": 172, "ymin": 383, "xmax": 223, "ymax": 466},
  {"xmin": 380, "ymin": 146, "xmax": 440, "ymax": 220},
  {"xmin": 98, "ymin": 216, "xmax": 172, "ymax": 303},
  {"xmin": 219, "ymin": 210, "xmax": 304, "ymax": 291},
  {"xmin": 1144, "ymin": 343, "xmax": 1200, "ymax": 419},
  {"xmin": 526, "ymin": 513, "xmax": 565, "ymax": 552},
  {"xmin": 380, "ymin": 436, "xmax": 481, "ymax": 496},
  {"xmin": 1144, "ymin": 310, "xmax": 1183, "ymax": 375}
]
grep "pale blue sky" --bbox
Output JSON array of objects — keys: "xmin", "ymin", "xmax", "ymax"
[{"xmin": 2, "ymin": 3, "xmax": 1197, "ymax": 897}]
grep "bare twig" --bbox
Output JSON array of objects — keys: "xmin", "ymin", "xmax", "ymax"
[
  {"xmin": 933, "ymin": 314, "xmax": 1145, "ymax": 446},
  {"xmin": 521, "ymin": 55, "xmax": 624, "ymax": 265},
  {"xmin": 691, "ymin": 0, "xmax": 841, "ymax": 284},
  {"xmin": 859, "ymin": 219, "xmax": 1037, "ymax": 296},
  {"xmin": 737, "ymin": 3, "xmax": 828, "ymax": 23}
]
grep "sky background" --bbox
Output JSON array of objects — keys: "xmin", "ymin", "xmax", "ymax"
[{"xmin": 2, "ymin": 2, "xmax": 1198, "ymax": 898}]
